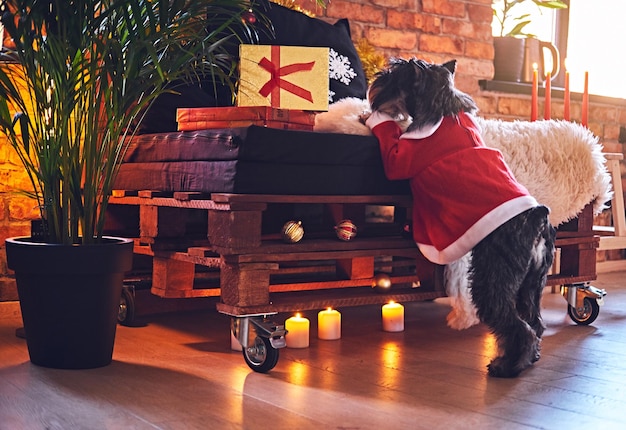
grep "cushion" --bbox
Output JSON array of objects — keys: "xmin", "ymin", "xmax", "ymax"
[
  {"xmin": 115, "ymin": 125, "xmax": 411, "ymax": 195},
  {"xmin": 123, "ymin": 129, "xmax": 240, "ymax": 163},
  {"xmin": 256, "ymin": 3, "xmax": 368, "ymax": 104},
  {"xmin": 137, "ymin": 80, "xmax": 228, "ymax": 134}
]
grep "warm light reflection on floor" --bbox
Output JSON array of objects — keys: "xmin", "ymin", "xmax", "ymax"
[
  {"xmin": 284, "ymin": 360, "xmax": 310, "ymax": 386},
  {"xmin": 223, "ymin": 365, "xmax": 248, "ymax": 424},
  {"xmin": 481, "ymin": 332, "xmax": 498, "ymax": 359},
  {"xmin": 379, "ymin": 341, "xmax": 402, "ymax": 392}
]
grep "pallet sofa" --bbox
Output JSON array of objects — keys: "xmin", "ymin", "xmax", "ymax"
[{"xmin": 107, "ymin": 119, "xmax": 612, "ymax": 317}]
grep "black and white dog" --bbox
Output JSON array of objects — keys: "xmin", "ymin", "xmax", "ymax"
[{"xmin": 363, "ymin": 58, "xmax": 556, "ymax": 377}]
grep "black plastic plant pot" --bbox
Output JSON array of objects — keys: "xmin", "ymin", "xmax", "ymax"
[{"xmin": 5, "ymin": 236, "xmax": 134, "ymax": 369}]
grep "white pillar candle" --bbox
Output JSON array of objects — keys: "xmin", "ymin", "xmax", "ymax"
[
  {"xmin": 382, "ymin": 301, "xmax": 404, "ymax": 332},
  {"xmin": 318, "ymin": 308, "xmax": 341, "ymax": 340},
  {"xmin": 285, "ymin": 313, "xmax": 310, "ymax": 348}
]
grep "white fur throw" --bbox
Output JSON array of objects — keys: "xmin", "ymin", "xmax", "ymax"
[
  {"xmin": 315, "ymin": 97, "xmax": 372, "ymax": 136},
  {"xmin": 475, "ymin": 117, "xmax": 612, "ymax": 226},
  {"xmin": 315, "ymin": 98, "xmax": 612, "ymax": 226}
]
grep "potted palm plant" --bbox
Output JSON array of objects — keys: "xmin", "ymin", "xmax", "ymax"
[
  {"xmin": 492, "ymin": 0, "xmax": 567, "ymax": 82},
  {"xmin": 0, "ymin": 0, "xmax": 258, "ymax": 369}
]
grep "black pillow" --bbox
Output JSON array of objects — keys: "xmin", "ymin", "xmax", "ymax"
[
  {"xmin": 137, "ymin": 80, "xmax": 227, "ymax": 134},
  {"xmin": 256, "ymin": 3, "xmax": 368, "ymax": 104}
]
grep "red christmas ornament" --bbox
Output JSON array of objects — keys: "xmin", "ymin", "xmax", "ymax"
[
  {"xmin": 334, "ymin": 219, "xmax": 357, "ymax": 241},
  {"xmin": 402, "ymin": 221, "xmax": 412, "ymax": 239},
  {"xmin": 242, "ymin": 10, "xmax": 256, "ymax": 24}
]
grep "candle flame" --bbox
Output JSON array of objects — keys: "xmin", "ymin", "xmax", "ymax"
[
  {"xmin": 532, "ymin": 62, "xmax": 538, "ymax": 71},
  {"xmin": 388, "ymin": 300, "xmax": 395, "ymax": 305},
  {"xmin": 295, "ymin": 312, "xmax": 301, "ymax": 318},
  {"xmin": 326, "ymin": 307, "xmax": 332, "ymax": 312}
]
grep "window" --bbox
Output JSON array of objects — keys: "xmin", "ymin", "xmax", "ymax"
[
  {"xmin": 492, "ymin": 0, "xmax": 626, "ymax": 99},
  {"xmin": 491, "ymin": 0, "xmax": 558, "ymax": 42},
  {"xmin": 566, "ymin": 0, "xmax": 626, "ymax": 99}
]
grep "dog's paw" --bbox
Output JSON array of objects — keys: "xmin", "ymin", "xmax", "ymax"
[
  {"xmin": 446, "ymin": 308, "xmax": 480, "ymax": 330},
  {"xmin": 358, "ymin": 111, "xmax": 371, "ymax": 124},
  {"xmin": 487, "ymin": 357, "xmax": 533, "ymax": 378},
  {"xmin": 531, "ymin": 340, "xmax": 542, "ymax": 363},
  {"xmin": 487, "ymin": 358, "xmax": 520, "ymax": 378},
  {"xmin": 531, "ymin": 350, "xmax": 541, "ymax": 363}
]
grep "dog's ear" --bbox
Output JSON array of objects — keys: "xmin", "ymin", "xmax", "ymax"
[{"xmin": 442, "ymin": 60, "xmax": 457, "ymax": 75}]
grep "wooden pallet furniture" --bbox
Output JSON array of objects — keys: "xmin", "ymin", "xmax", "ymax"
[{"xmin": 107, "ymin": 191, "xmax": 599, "ymax": 316}]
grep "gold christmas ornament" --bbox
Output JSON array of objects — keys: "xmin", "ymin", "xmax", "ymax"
[
  {"xmin": 372, "ymin": 273, "xmax": 392, "ymax": 293},
  {"xmin": 334, "ymin": 219, "xmax": 358, "ymax": 241},
  {"xmin": 282, "ymin": 220, "xmax": 304, "ymax": 243}
]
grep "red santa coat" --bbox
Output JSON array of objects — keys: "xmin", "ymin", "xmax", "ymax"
[{"xmin": 366, "ymin": 111, "xmax": 538, "ymax": 264}]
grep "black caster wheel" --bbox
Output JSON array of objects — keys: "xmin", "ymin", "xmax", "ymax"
[
  {"xmin": 567, "ymin": 297, "xmax": 600, "ymax": 325},
  {"xmin": 242, "ymin": 336, "xmax": 279, "ymax": 373},
  {"xmin": 118, "ymin": 286, "xmax": 136, "ymax": 326}
]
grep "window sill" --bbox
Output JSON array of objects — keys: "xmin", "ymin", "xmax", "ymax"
[{"xmin": 479, "ymin": 80, "xmax": 626, "ymax": 107}]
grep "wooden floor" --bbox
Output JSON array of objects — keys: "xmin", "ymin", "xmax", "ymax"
[{"xmin": 1, "ymin": 271, "xmax": 626, "ymax": 429}]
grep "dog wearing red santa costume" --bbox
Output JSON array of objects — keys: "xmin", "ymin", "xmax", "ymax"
[{"xmin": 363, "ymin": 58, "xmax": 556, "ymax": 378}]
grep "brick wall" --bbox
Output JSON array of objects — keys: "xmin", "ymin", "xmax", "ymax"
[
  {"xmin": 0, "ymin": 134, "xmax": 37, "ymax": 300},
  {"xmin": 1, "ymin": 0, "xmax": 624, "ymax": 300}
]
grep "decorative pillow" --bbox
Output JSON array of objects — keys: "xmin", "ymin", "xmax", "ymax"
[
  {"xmin": 137, "ymin": 80, "xmax": 227, "ymax": 134},
  {"xmin": 256, "ymin": 3, "xmax": 368, "ymax": 104}
]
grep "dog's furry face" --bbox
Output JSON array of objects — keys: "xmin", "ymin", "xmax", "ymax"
[{"xmin": 368, "ymin": 58, "xmax": 478, "ymax": 131}]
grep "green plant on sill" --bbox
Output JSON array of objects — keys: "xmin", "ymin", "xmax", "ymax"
[
  {"xmin": 0, "ymin": 0, "xmax": 263, "ymax": 245},
  {"xmin": 493, "ymin": 0, "xmax": 567, "ymax": 38}
]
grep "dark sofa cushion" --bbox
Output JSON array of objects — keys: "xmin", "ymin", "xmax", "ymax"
[{"xmin": 115, "ymin": 126, "xmax": 411, "ymax": 196}]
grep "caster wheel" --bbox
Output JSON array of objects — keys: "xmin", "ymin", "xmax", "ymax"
[
  {"xmin": 118, "ymin": 286, "xmax": 136, "ymax": 326},
  {"xmin": 242, "ymin": 336, "xmax": 279, "ymax": 373},
  {"xmin": 567, "ymin": 297, "xmax": 600, "ymax": 325}
]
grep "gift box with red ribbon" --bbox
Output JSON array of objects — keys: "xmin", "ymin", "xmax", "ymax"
[
  {"xmin": 176, "ymin": 106, "xmax": 316, "ymax": 131},
  {"xmin": 237, "ymin": 45, "xmax": 329, "ymax": 111}
]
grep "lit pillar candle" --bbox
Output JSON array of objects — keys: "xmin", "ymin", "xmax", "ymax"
[
  {"xmin": 582, "ymin": 70, "xmax": 589, "ymax": 127},
  {"xmin": 531, "ymin": 63, "xmax": 538, "ymax": 121},
  {"xmin": 318, "ymin": 308, "xmax": 341, "ymax": 340},
  {"xmin": 564, "ymin": 69, "xmax": 570, "ymax": 121},
  {"xmin": 544, "ymin": 71, "xmax": 551, "ymax": 120},
  {"xmin": 382, "ymin": 301, "xmax": 404, "ymax": 332},
  {"xmin": 285, "ymin": 313, "xmax": 310, "ymax": 348}
]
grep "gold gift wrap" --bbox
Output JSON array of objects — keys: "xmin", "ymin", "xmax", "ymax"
[{"xmin": 237, "ymin": 45, "xmax": 329, "ymax": 111}]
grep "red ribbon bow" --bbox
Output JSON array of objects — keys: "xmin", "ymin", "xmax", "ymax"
[{"xmin": 258, "ymin": 46, "xmax": 315, "ymax": 105}]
